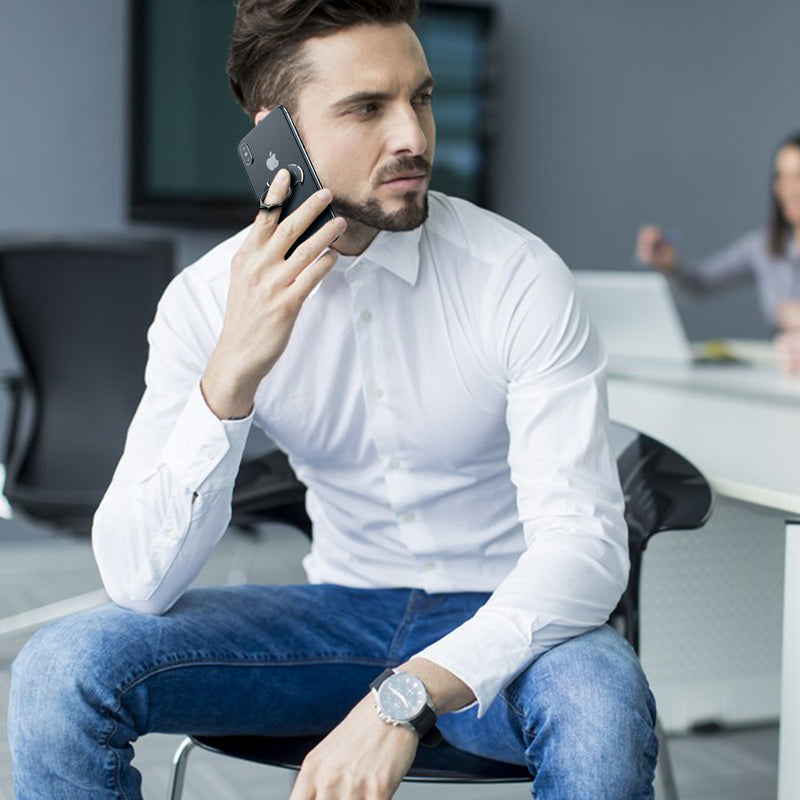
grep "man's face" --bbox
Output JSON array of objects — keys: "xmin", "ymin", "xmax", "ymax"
[{"xmin": 259, "ymin": 23, "xmax": 436, "ymax": 238}]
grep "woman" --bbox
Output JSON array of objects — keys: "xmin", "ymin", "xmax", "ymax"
[{"xmin": 636, "ymin": 131, "xmax": 800, "ymax": 373}]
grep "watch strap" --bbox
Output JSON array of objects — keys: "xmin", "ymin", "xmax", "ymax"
[{"xmin": 369, "ymin": 667, "xmax": 396, "ymax": 691}]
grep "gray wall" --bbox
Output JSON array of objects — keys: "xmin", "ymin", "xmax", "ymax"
[
  {"xmin": 2, "ymin": 0, "xmax": 799, "ymax": 342},
  {"xmin": 487, "ymin": 0, "xmax": 800, "ymax": 339}
]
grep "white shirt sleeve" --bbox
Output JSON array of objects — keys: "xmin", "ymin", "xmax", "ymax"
[
  {"xmin": 413, "ymin": 240, "xmax": 629, "ymax": 715},
  {"xmin": 92, "ymin": 271, "xmax": 252, "ymax": 614}
]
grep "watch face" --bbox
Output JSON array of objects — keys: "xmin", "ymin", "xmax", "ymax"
[{"xmin": 376, "ymin": 673, "xmax": 427, "ymax": 722}]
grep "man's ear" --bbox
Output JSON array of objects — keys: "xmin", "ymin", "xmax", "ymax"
[{"xmin": 253, "ymin": 107, "xmax": 272, "ymax": 126}]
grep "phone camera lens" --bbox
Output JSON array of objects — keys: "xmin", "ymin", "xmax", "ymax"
[{"xmin": 241, "ymin": 144, "xmax": 254, "ymax": 166}]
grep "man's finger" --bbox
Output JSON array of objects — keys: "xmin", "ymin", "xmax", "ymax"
[
  {"xmin": 271, "ymin": 187, "xmax": 334, "ymax": 257},
  {"xmin": 259, "ymin": 171, "xmax": 295, "ymax": 211},
  {"xmin": 290, "ymin": 248, "xmax": 339, "ymax": 302},
  {"xmin": 284, "ymin": 217, "xmax": 347, "ymax": 281},
  {"xmin": 238, "ymin": 169, "xmax": 293, "ymax": 254},
  {"xmin": 261, "ymin": 168, "xmax": 293, "ymax": 210}
]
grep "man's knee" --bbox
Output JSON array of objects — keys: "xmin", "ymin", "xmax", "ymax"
[
  {"xmin": 507, "ymin": 626, "xmax": 657, "ymax": 794},
  {"xmin": 9, "ymin": 604, "xmax": 151, "ymax": 736}
]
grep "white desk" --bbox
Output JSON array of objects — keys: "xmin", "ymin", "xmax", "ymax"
[{"xmin": 607, "ymin": 361, "xmax": 800, "ymax": 799}]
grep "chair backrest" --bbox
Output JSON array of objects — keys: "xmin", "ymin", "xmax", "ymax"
[
  {"xmin": 609, "ymin": 421, "xmax": 714, "ymax": 547},
  {"xmin": 609, "ymin": 421, "xmax": 713, "ymax": 652},
  {"xmin": 0, "ymin": 236, "xmax": 174, "ymax": 531}
]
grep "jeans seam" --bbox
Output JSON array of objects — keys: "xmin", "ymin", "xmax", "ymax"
[
  {"xmin": 114, "ymin": 655, "xmax": 391, "ymax": 700},
  {"xmin": 500, "ymin": 687, "xmax": 540, "ymax": 778},
  {"xmin": 385, "ymin": 591, "xmax": 417, "ymax": 664},
  {"xmin": 102, "ymin": 715, "xmax": 130, "ymax": 800}
]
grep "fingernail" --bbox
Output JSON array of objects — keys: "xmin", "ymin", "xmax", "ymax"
[
  {"xmin": 318, "ymin": 188, "xmax": 332, "ymax": 202},
  {"xmin": 335, "ymin": 217, "xmax": 347, "ymax": 230}
]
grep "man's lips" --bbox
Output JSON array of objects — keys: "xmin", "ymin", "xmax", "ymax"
[{"xmin": 381, "ymin": 172, "xmax": 429, "ymax": 190}]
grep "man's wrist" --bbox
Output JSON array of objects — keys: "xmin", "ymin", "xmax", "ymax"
[
  {"xmin": 199, "ymin": 377, "xmax": 254, "ymax": 420},
  {"xmin": 397, "ymin": 657, "xmax": 475, "ymax": 714}
]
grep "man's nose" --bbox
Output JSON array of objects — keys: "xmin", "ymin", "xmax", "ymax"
[{"xmin": 386, "ymin": 103, "xmax": 428, "ymax": 157}]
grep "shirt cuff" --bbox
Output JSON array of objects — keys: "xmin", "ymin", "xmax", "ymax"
[
  {"xmin": 412, "ymin": 606, "xmax": 536, "ymax": 717},
  {"xmin": 160, "ymin": 383, "xmax": 253, "ymax": 492}
]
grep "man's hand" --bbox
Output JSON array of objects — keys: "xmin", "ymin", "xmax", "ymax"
[
  {"xmin": 290, "ymin": 694, "xmax": 418, "ymax": 800},
  {"xmin": 202, "ymin": 169, "xmax": 346, "ymax": 419},
  {"xmin": 290, "ymin": 658, "xmax": 475, "ymax": 799}
]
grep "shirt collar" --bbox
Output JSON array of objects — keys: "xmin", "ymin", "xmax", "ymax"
[{"xmin": 337, "ymin": 226, "xmax": 423, "ymax": 286}]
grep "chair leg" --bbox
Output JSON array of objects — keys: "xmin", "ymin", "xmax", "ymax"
[
  {"xmin": 655, "ymin": 718, "xmax": 680, "ymax": 800},
  {"xmin": 166, "ymin": 737, "xmax": 196, "ymax": 800}
]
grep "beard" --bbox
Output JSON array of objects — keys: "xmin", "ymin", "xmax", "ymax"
[
  {"xmin": 332, "ymin": 192, "xmax": 429, "ymax": 232},
  {"xmin": 331, "ymin": 155, "xmax": 432, "ymax": 232}
]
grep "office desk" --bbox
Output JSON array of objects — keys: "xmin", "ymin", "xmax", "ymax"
[{"xmin": 607, "ymin": 362, "xmax": 800, "ymax": 799}]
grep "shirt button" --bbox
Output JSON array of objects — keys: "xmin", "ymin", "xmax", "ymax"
[
  {"xmin": 423, "ymin": 561, "xmax": 436, "ymax": 571},
  {"xmin": 402, "ymin": 512, "xmax": 416, "ymax": 523},
  {"xmin": 360, "ymin": 309, "xmax": 373, "ymax": 323},
  {"xmin": 388, "ymin": 458, "xmax": 400, "ymax": 469},
  {"xmin": 373, "ymin": 386, "xmax": 384, "ymax": 399}
]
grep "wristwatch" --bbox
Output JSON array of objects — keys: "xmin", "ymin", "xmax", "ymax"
[{"xmin": 369, "ymin": 668, "xmax": 442, "ymax": 747}]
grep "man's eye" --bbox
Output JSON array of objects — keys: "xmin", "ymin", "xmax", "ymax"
[
  {"xmin": 353, "ymin": 103, "xmax": 379, "ymax": 117},
  {"xmin": 413, "ymin": 93, "xmax": 433, "ymax": 107}
]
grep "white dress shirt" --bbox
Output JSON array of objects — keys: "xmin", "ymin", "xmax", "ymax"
[{"xmin": 93, "ymin": 192, "xmax": 628, "ymax": 715}]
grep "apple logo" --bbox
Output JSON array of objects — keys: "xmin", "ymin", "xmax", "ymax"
[{"xmin": 266, "ymin": 151, "xmax": 279, "ymax": 171}]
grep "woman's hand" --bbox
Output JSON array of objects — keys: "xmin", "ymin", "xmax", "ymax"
[
  {"xmin": 775, "ymin": 329, "xmax": 800, "ymax": 374},
  {"xmin": 777, "ymin": 299, "xmax": 800, "ymax": 332},
  {"xmin": 635, "ymin": 225, "xmax": 677, "ymax": 272}
]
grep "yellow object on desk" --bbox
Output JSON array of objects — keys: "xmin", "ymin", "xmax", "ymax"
[{"xmin": 692, "ymin": 338, "xmax": 780, "ymax": 367}]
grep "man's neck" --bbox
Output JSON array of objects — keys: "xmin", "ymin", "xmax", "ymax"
[{"xmin": 333, "ymin": 217, "xmax": 380, "ymax": 256}]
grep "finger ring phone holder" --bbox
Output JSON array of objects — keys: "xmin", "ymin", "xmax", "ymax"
[{"xmin": 259, "ymin": 164, "xmax": 305, "ymax": 212}]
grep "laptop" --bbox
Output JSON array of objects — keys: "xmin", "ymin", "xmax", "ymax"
[{"xmin": 573, "ymin": 270, "xmax": 694, "ymax": 364}]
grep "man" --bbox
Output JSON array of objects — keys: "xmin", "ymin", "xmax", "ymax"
[{"xmin": 9, "ymin": 1, "xmax": 657, "ymax": 797}]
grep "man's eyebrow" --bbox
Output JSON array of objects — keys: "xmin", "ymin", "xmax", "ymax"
[{"xmin": 330, "ymin": 75, "xmax": 435, "ymax": 111}]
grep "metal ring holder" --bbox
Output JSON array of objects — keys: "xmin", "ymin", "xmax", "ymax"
[{"xmin": 259, "ymin": 164, "xmax": 305, "ymax": 212}]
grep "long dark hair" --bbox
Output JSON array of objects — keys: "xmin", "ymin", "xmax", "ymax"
[{"xmin": 769, "ymin": 130, "xmax": 800, "ymax": 257}]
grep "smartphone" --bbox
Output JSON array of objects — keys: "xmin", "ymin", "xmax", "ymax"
[{"xmin": 238, "ymin": 106, "xmax": 335, "ymax": 257}]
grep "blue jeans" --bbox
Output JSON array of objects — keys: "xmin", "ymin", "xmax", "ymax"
[{"xmin": 8, "ymin": 584, "xmax": 657, "ymax": 799}]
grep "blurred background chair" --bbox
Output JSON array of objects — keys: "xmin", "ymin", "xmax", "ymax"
[
  {"xmin": 0, "ymin": 236, "xmax": 175, "ymax": 535},
  {"xmin": 167, "ymin": 421, "xmax": 714, "ymax": 800},
  {"xmin": 0, "ymin": 236, "xmax": 175, "ymax": 636}
]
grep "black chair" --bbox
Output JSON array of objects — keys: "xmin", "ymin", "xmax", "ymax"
[
  {"xmin": 0, "ymin": 236, "xmax": 175, "ymax": 536},
  {"xmin": 0, "ymin": 237, "xmax": 176, "ymax": 637},
  {"xmin": 166, "ymin": 421, "xmax": 713, "ymax": 800}
]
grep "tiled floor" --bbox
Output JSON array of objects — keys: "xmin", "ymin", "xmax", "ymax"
[{"xmin": 0, "ymin": 520, "xmax": 779, "ymax": 799}]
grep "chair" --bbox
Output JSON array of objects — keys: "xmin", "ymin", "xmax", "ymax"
[
  {"xmin": 0, "ymin": 236, "xmax": 176, "ymax": 637},
  {"xmin": 166, "ymin": 421, "xmax": 713, "ymax": 799},
  {"xmin": 0, "ymin": 236, "xmax": 175, "ymax": 535}
]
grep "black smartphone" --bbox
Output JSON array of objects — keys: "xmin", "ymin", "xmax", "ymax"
[{"xmin": 237, "ymin": 106, "xmax": 335, "ymax": 257}]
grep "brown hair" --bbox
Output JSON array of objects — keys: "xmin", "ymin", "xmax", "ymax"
[
  {"xmin": 769, "ymin": 130, "xmax": 800, "ymax": 257},
  {"xmin": 227, "ymin": 0, "xmax": 420, "ymax": 119}
]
